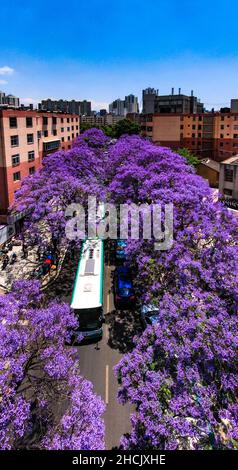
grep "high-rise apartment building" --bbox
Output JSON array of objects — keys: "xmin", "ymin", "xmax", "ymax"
[
  {"xmin": 142, "ymin": 88, "xmax": 204, "ymax": 115},
  {"xmin": 142, "ymin": 88, "xmax": 159, "ymax": 114},
  {"xmin": 0, "ymin": 109, "xmax": 80, "ymax": 223},
  {"xmin": 0, "ymin": 91, "xmax": 20, "ymax": 108},
  {"xmin": 109, "ymin": 99, "xmax": 126, "ymax": 116},
  {"xmin": 39, "ymin": 99, "xmax": 91, "ymax": 116},
  {"xmin": 109, "ymin": 94, "xmax": 139, "ymax": 116},
  {"xmin": 124, "ymin": 94, "xmax": 139, "ymax": 114}
]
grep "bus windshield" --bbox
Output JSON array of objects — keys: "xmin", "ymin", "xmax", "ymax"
[{"xmin": 75, "ymin": 308, "xmax": 103, "ymax": 331}]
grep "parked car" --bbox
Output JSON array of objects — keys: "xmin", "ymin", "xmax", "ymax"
[
  {"xmin": 115, "ymin": 239, "xmax": 127, "ymax": 261},
  {"xmin": 114, "ymin": 266, "xmax": 135, "ymax": 308},
  {"xmin": 140, "ymin": 303, "xmax": 160, "ymax": 329}
]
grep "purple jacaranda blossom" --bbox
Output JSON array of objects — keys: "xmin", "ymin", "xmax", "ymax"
[{"xmin": 0, "ymin": 280, "xmax": 105, "ymax": 449}]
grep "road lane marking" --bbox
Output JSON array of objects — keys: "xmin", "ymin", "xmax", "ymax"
[
  {"xmin": 105, "ymin": 326, "xmax": 109, "ymax": 340},
  {"xmin": 105, "ymin": 365, "xmax": 109, "ymax": 405},
  {"xmin": 107, "ymin": 292, "xmax": 110, "ymax": 313}
]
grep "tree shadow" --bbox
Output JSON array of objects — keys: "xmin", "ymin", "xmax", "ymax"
[{"xmin": 106, "ymin": 307, "xmax": 142, "ymax": 354}]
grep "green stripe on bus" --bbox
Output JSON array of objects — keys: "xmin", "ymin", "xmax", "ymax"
[
  {"xmin": 100, "ymin": 240, "xmax": 104, "ymax": 306},
  {"xmin": 71, "ymin": 240, "xmax": 85, "ymax": 306}
]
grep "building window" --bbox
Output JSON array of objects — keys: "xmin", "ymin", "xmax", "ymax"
[
  {"xmin": 9, "ymin": 117, "xmax": 17, "ymax": 128},
  {"xmin": 76, "ymin": 132, "xmax": 78, "ymax": 137},
  {"xmin": 221, "ymin": 116, "xmax": 224, "ymax": 121},
  {"xmin": 220, "ymin": 142, "xmax": 224, "ymax": 147},
  {"xmin": 53, "ymin": 129, "xmax": 57, "ymax": 136},
  {"xmin": 10, "ymin": 135, "xmax": 19, "ymax": 147},
  {"xmin": 61, "ymin": 118, "xmax": 64, "ymax": 123},
  {"xmin": 234, "ymin": 125, "xmax": 238, "ymax": 130},
  {"xmin": 67, "ymin": 127, "xmax": 70, "ymax": 131},
  {"xmin": 198, "ymin": 125, "xmax": 202, "ymax": 130},
  {"xmin": 72, "ymin": 133, "xmax": 74, "ymax": 139},
  {"xmin": 11, "ymin": 154, "xmax": 20, "ymax": 167},
  {"xmin": 180, "ymin": 125, "xmax": 184, "ymax": 130},
  {"xmin": 233, "ymin": 143, "xmax": 238, "ymax": 147},
  {"xmin": 192, "ymin": 133, "xmax": 195, "ymax": 138},
  {"xmin": 223, "ymin": 188, "xmax": 232, "ymax": 196},
  {"xmin": 44, "ymin": 130, "xmax": 48, "ymax": 137},
  {"xmin": 220, "ymin": 134, "xmax": 224, "ymax": 138},
  {"xmin": 61, "ymin": 137, "xmax": 64, "ymax": 142},
  {"xmin": 29, "ymin": 166, "xmax": 35, "ymax": 175},
  {"xmin": 61, "ymin": 127, "xmax": 64, "ymax": 132},
  {"xmin": 234, "ymin": 134, "xmax": 238, "ymax": 139},
  {"xmin": 192, "ymin": 125, "xmax": 196, "ymax": 129},
  {"xmin": 62, "ymin": 146, "xmax": 65, "ymax": 150},
  {"xmin": 43, "ymin": 116, "xmax": 48, "ymax": 125},
  {"xmin": 234, "ymin": 116, "xmax": 238, "ymax": 121},
  {"xmin": 26, "ymin": 117, "xmax": 33, "ymax": 128},
  {"xmin": 221, "ymin": 125, "xmax": 224, "ymax": 130},
  {"xmin": 198, "ymin": 133, "xmax": 201, "ymax": 138},
  {"xmin": 27, "ymin": 133, "xmax": 34, "ymax": 144},
  {"xmin": 199, "ymin": 116, "xmax": 202, "ymax": 121},
  {"xmin": 71, "ymin": 126, "xmax": 74, "ymax": 130},
  {"xmin": 28, "ymin": 151, "xmax": 35, "ymax": 162},
  {"xmin": 76, "ymin": 117, "xmax": 78, "ymax": 122},
  {"xmin": 67, "ymin": 118, "xmax": 70, "ymax": 123},
  {"xmin": 68, "ymin": 136, "xmax": 70, "ymax": 141},
  {"xmin": 13, "ymin": 171, "xmax": 21, "ymax": 182},
  {"xmin": 224, "ymin": 168, "xmax": 234, "ymax": 182},
  {"xmin": 71, "ymin": 118, "xmax": 74, "ymax": 122},
  {"xmin": 76, "ymin": 125, "xmax": 79, "ymax": 130},
  {"xmin": 52, "ymin": 116, "xmax": 57, "ymax": 125},
  {"xmin": 37, "ymin": 131, "xmax": 41, "ymax": 139}
]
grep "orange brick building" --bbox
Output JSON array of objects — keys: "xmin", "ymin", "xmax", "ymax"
[
  {"xmin": 0, "ymin": 109, "xmax": 80, "ymax": 223},
  {"xmin": 141, "ymin": 112, "xmax": 238, "ymax": 162}
]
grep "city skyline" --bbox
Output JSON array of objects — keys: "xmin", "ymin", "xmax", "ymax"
[{"xmin": 0, "ymin": 0, "xmax": 237, "ymax": 110}]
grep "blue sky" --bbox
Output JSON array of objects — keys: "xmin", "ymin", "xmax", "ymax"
[{"xmin": 0, "ymin": 0, "xmax": 237, "ymax": 110}]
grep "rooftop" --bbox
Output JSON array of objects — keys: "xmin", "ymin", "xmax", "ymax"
[
  {"xmin": 200, "ymin": 159, "xmax": 220, "ymax": 172},
  {"xmin": 221, "ymin": 155, "xmax": 238, "ymax": 165}
]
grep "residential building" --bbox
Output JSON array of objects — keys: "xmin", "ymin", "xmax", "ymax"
[
  {"xmin": 0, "ymin": 109, "xmax": 80, "ymax": 223},
  {"xmin": 231, "ymin": 99, "xmax": 238, "ymax": 113},
  {"xmin": 142, "ymin": 88, "xmax": 204, "ymax": 115},
  {"xmin": 219, "ymin": 155, "xmax": 238, "ymax": 200},
  {"xmin": 39, "ymin": 98, "xmax": 91, "ymax": 116},
  {"xmin": 80, "ymin": 113, "xmax": 124, "ymax": 127},
  {"xmin": 109, "ymin": 94, "xmax": 139, "ymax": 116},
  {"xmin": 109, "ymin": 99, "xmax": 126, "ymax": 116},
  {"xmin": 0, "ymin": 91, "xmax": 20, "ymax": 108},
  {"xmin": 141, "ymin": 107, "xmax": 238, "ymax": 161},
  {"xmin": 197, "ymin": 159, "xmax": 220, "ymax": 188},
  {"xmin": 142, "ymin": 88, "xmax": 159, "ymax": 114},
  {"xmin": 124, "ymin": 94, "xmax": 139, "ymax": 114}
]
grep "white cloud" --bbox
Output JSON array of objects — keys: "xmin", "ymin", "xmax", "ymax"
[
  {"xmin": 91, "ymin": 100, "xmax": 109, "ymax": 111},
  {"xmin": 0, "ymin": 66, "xmax": 14, "ymax": 75},
  {"xmin": 21, "ymin": 97, "xmax": 39, "ymax": 105},
  {"xmin": 0, "ymin": 80, "xmax": 8, "ymax": 85}
]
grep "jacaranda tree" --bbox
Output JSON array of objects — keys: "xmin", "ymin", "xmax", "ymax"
[
  {"xmin": 0, "ymin": 280, "xmax": 105, "ymax": 449},
  {"xmin": 7, "ymin": 129, "xmax": 238, "ymax": 450}
]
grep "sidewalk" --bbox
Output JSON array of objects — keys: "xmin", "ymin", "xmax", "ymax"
[{"xmin": 0, "ymin": 239, "xmax": 67, "ymax": 294}]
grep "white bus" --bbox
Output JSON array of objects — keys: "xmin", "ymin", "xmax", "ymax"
[{"xmin": 71, "ymin": 238, "xmax": 104, "ymax": 340}]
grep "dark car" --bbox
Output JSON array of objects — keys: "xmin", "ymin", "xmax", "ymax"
[
  {"xmin": 115, "ymin": 240, "xmax": 127, "ymax": 262},
  {"xmin": 114, "ymin": 266, "xmax": 135, "ymax": 308}
]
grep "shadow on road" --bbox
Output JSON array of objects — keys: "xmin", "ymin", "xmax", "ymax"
[
  {"xmin": 106, "ymin": 308, "xmax": 142, "ymax": 354},
  {"xmin": 44, "ymin": 252, "xmax": 79, "ymax": 303}
]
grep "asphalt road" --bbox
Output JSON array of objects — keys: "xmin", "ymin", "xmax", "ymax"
[{"xmin": 46, "ymin": 247, "xmax": 142, "ymax": 450}]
